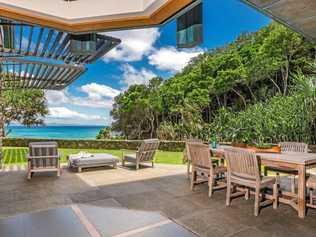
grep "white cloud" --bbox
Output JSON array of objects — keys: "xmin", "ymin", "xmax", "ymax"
[
  {"xmin": 46, "ymin": 107, "xmax": 106, "ymax": 125},
  {"xmin": 45, "ymin": 83, "xmax": 120, "ymax": 109},
  {"xmin": 48, "ymin": 107, "xmax": 95, "ymax": 119},
  {"xmin": 121, "ymin": 64, "xmax": 156, "ymax": 87},
  {"xmin": 44, "ymin": 83, "xmax": 121, "ymax": 125},
  {"xmin": 45, "ymin": 90, "xmax": 70, "ymax": 105},
  {"xmin": 148, "ymin": 47, "xmax": 203, "ymax": 72},
  {"xmin": 103, "ymin": 28, "xmax": 160, "ymax": 62},
  {"xmin": 80, "ymin": 83, "xmax": 120, "ymax": 100}
]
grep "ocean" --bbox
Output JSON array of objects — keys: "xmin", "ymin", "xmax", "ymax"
[{"xmin": 7, "ymin": 125, "xmax": 104, "ymax": 140}]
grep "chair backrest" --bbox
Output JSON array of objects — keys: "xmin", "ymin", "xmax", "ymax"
[
  {"xmin": 29, "ymin": 142, "xmax": 58, "ymax": 157},
  {"xmin": 224, "ymin": 147, "xmax": 261, "ymax": 182},
  {"xmin": 279, "ymin": 142, "xmax": 308, "ymax": 153},
  {"xmin": 187, "ymin": 142, "xmax": 211, "ymax": 169},
  {"xmin": 138, "ymin": 139, "xmax": 159, "ymax": 162},
  {"xmin": 29, "ymin": 142, "xmax": 58, "ymax": 168},
  {"xmin": 185, "ymin": 138, "xmax": 203, "ymax": 162}
]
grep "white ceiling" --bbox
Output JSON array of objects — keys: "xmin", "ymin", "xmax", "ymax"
[{"xmin": 0, "ymin": 0, "xmax": 168, "ymax": 22}]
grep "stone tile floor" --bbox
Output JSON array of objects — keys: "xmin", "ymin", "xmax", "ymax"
[{"xmin": 0, "ymin": 163, "xmax": 315, "ymax": 237}]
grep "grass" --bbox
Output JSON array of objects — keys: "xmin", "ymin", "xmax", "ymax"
[{"xmin": 2, "ymin": 147, "xmax": 184, "ymax": 165}]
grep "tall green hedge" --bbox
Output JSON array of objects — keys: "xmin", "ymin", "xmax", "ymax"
[
  {"xmin": 212, "ymin": 92, "xmax": 315, "ymax": 145},
  {"xmin": 3, "ymin": 138, "xmax": 185, "ymax": 152}
]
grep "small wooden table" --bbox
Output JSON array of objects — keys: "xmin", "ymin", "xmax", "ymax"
[{"xmin": 211, "ymin": 146, "xmax": 316, "ymax": 218}]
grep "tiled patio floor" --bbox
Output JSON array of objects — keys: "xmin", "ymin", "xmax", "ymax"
[{"xmin": 0, "ymin": 163, "xmax": 315, "ymax": 237}]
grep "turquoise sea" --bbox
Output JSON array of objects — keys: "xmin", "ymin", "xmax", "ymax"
[{"xmin": 7, "ymin": 126, "xmax": 104, "ymax": 140}]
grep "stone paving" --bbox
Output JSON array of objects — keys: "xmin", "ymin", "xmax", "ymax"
[{"xmin": 0, "ymin": 163, "xmax": 315, "ymax": 237}]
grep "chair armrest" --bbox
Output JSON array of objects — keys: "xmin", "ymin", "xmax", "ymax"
[
  {"xmin": 121, "ymin": 149, "xmax": 134, "ymax": 159},
  {"xmin": 27, "ymin": 154, "xmax": 60, "ymax": 160}
]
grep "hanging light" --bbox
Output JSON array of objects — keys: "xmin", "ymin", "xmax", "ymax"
[
  {"xmin": 70, "ymin": 33, "xmax": 97, "ymax": 56},
  {"xmin": 177, "ymin": 1, "xmax": 203, "ymax": 48}
]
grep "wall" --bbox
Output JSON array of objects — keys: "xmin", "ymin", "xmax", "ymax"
[
  {"xmin": 3, "ymin": 138, "xmax": 185, "ymax": 152},
  {"xmin": 3, "ymin": 138, "xmax": 316, "ymax": 152}
]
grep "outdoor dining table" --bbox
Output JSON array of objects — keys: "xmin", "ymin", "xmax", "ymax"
[{"xmin": 210, "ymin": 145, "xmax": 316, "ymax": 218}]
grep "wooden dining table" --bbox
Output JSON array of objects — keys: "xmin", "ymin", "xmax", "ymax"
[{"xmin": 210, "ymin": 145, "xmax": 316, "ymax": 218}]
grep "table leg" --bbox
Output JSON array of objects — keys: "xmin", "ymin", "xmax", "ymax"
[{"xmin": 297, "ymin": 165, "xmax": 306, "ymax": 218}]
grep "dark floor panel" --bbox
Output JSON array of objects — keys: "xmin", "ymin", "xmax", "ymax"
[
  {"xmin": 79, "ymin": 204, "xmax": 167, "ymax": 236},
  {"xmin": 0, "ymin": 207, "xmax": 90, "ymax": 237}
]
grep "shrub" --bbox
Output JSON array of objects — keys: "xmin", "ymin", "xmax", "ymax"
[{"xmin": 212, "ymin": 91, "xmax": 315, "ymax": 145}]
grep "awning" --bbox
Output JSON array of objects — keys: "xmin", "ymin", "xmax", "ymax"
[
  {"xmin": 0, "ymin": 19, "xmax": 121, "ymax": 90},
  {"xmin": 0, "ymin": 57, "xmax": 86, "ymax": 90},
  {"xmin": 242, "ymin": 0, "xmax": 316, "ymax": 41}
]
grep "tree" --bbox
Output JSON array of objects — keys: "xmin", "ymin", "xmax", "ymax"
[
  {"xmin": 0, "ymin": 89, "xmax": 48, "ymax": 136},
  {"xmin": 107, "ymin": 22, "xmax": 316, "ymax": 141},
  {"xmin": 96, "ymin": 127, "xmax": 112, "ymax": 139}
]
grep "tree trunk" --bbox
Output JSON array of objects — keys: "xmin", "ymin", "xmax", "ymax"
[
  {"xmin": 246, "ymin": 84, "xmax": 256, "ymax": 101},
  {"xmin": 282, "ymin": 57, "xmax": 290, "ymax": 96},
  {"xmin": 231, "ymin": 88, "xmax": 247, "ymax": 107},
  {"xmin": 268, "ymin": 74, "xmax": 281, "ymax": 94}
]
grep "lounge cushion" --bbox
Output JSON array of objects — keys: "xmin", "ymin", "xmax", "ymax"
[{"xmin": 69, "ymin": 153, "xmax": 119, "ymax": 167}]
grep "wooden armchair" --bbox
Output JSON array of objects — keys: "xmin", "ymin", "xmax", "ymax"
[
  {"xmin": 122, "ymin": 139, "xmax": 159, "ymax": 170},
  {"xmin": 183, "ymin": 138, "xmax": 203, "ymax": 179},
  {"xmin": 187, "ymin": 142, "xmax": 226, "ymax": 197},
  {"xmin": 27, "ymin": 142, "xmax": 61, "ymax": 180},
  {"xmin": 225, "ymin": 147, "xmax": 278, "ymax": 216},
  {"xmin": 264, "ymin": 142, "xmax": 308, "ymax": 194}
]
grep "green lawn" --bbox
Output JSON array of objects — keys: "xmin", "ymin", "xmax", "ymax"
[{"xmin": 2, "ymin": 147, "xmax": 183, "ymax": 165}]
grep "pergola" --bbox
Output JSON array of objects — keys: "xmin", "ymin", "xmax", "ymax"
[
  {"xmin": 0, "ymin": 18, "xmax": 121, "ymax": 151},
  {"xmin": 0, "ymin": 20, "xmax": 121, "ymax": 90}
]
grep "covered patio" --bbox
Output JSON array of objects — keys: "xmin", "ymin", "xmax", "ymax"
[
  {"xmin": 0, "ymin": 0, "xmax": 315, "ymax": 236},
  {"xmin": 0, "ymin": 164, "xmax": 315, "ymax": 237}
]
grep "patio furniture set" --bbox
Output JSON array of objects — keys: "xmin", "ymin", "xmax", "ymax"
[
  {"xmin": 185, "ymin": 141, "xmax": 316, "ymax": 218},
  {"xmin": 27, "ymin": 139, "xmax": 159, "ymax": 177}
]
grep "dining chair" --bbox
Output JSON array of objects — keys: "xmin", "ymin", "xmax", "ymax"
[
  {"xmin": 264, "ymin": 142, "xmax": 308, "ymax": 194},
  {"xmin": 183, "ymin": 138, "xmax": 203, "ymax": 179},
  {"xmin": 225, "ymin": 147, "xmax": 278, "ymax": 216},
  {"xmin": 187, "ymin": 142, "xmax": 226, "ymax": 197},
  {"xmin": 307, "ymin": 175, "xmax": 316, "ymax": 209}
]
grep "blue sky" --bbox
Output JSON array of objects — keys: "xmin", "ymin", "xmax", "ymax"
[{"xmin": 45, "ymin": 0, "xmax": 270, "ymax": 125}]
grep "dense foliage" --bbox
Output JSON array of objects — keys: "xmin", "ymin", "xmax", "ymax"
[
  {"xmin": 1, "ymin": 89, "xmax": 48, "ymax": 136},
  {"xmin": 108, "ymin": 22, "xmax": 316, "ymax": 143},
  {"xmin": 96, "ymin": 127, "xmax": 112, "ymax": 139}
]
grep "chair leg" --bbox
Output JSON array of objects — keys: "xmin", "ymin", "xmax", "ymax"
[
  {"xmin": 190, "ymin": 169, "xmax": 196, "ymax": 191},
  {"xmin": 136, "ymin": 163, "xmax": 139, "ymax": 170},
  {"xmin": 152, "ymin": 161, "xmax": 154, "ymax": 168},
  {"xmin": 245, "ymin": 188, "xmax": 250, "ymax": 200},
  {"xmin": 226, "ymin": 179, "xmax": 232, "ymax": 206},
  {"xmin": 264, "ymin": 167, "xmax": 268, "ymax": 176},
  {"xmin": 276, "ymin": 173, "xmax": 280, "ymax": 184},
  {"xmin": 291, "ymin": 175, "xmax": 296, "ymax": 194},
  {"xmin": 208, "ymin": 175, "xmax": 214, "ymax": 198},
  {"xmin": 310, "ymin": 189, "xmax": 313, "ymax": 206},
  {"xmin": 254, "ymin": 186, "xmax": 261, "ymax": 216},
  {"xmin": 273, "ymin": 182, "xmax": 278, "ymax": 209},
  {"xmin": 187, "ymin": 161, "xmax": 191, "ymax": 179},
  {"xmin": 27, "ymin": 171, "xmax": 31, "ymax": 180},
  {"xmin": 122, "ymin": 158, "xmax": 125, "ymax": 167}
]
